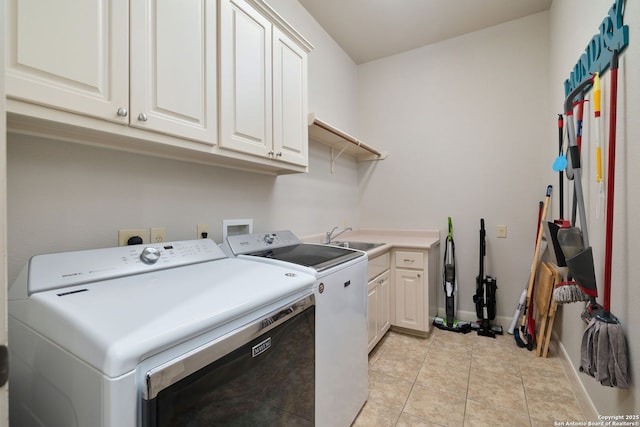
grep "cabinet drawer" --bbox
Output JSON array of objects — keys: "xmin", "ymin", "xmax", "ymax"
[
  {"xmin": 395, "ymin": 250, "xmax": 424, "ymax": 269},
  {"xmin": 368, "ymin": 252, "xmax": 390, "ymax": 280}
]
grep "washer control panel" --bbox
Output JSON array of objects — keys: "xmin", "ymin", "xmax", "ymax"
[
  {"xmin": 223, "ymin": 230, "xmax": 301, "ymax": 255},
  {"xmin": 26, "ymin": 239, "xmax": 225, "ymax": 295}
]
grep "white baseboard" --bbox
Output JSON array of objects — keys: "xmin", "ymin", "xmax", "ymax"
[{"xmin": 555, "ymin": 334, "xmax": 599, "ymax": 421}]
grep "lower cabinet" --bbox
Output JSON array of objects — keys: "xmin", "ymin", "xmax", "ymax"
[
  {"xmin": 394, "ymin": 267, "xmax": 425, "ymax": 330},
  {"xmin": 367, "ymin": 270, "xmax": 390, "ymax": 353},
  {"xmin": 367, "ymin": 251, "xmax": 390, "ymax": 353},
  {"xmin": 365, "ymin": 243, "xmax": 440, "ymax": 348},
  {"xmin": 391, "ymin": 247, "xmax": 439, "ymax": 335}
]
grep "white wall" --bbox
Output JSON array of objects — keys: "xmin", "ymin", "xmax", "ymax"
[
  {"xmin": 6, "ymin": 0, "xmax": 361, "ymax": 285},
  {"xmin": 357, "ymin": 12, "xmax": 551, "ymax": 325},
  {"xmin": 357, "ymin": 0, "xmax": 638, "ymax": 416},
  {"xmin": 549, "ymin": 0, "xmax": 639, "ymax": 416},
  {"xmin": 267, "ymin": 0, "xmax": 359, "ymax": 135}
]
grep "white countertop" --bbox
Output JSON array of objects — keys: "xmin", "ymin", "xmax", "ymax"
[{"xmin": 302, "ymin": 228, "xmax": 440, "ymax": 257}]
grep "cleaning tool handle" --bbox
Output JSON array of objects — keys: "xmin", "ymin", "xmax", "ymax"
[
  {"xmin": 564, "ymin": 77, "xmax": 594, "ymax": 117},
  {"xmin": 508, "ymin": 289, "xmax": 527, "ymax": 334},
  {"xmin": 520, "ymin": 186, "xmax": 552, "ymax": 328},
  {"xmin": 448, "ymin": 217, "xmax": 453, "ymax": 239},
  {"xmin": 564, "ymin": 76, "xmax": 594, "ymax": 249},
  {"xmin": 558, "ymin": 114, "xmax": 564, "ymax": 219},
  {"xmin": 593, "ymin": 72, "xmax": 601, "ymax": 116},
  {"xmin": 594, "ymin": 73, "xmax": 603, "ymax": 183},
  {"xmin": 603, "ymin": 50, "xmax": 619, "ymax": 312}
]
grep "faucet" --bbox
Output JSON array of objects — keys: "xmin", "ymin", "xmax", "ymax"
[{"xmin": 325, "ymin": 226, "xmax": 353, "ymax": 244}]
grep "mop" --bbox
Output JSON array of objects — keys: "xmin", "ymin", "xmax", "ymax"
[
  {"xmin": 433, "ymin": 218, "xmax": 471, "ymax": 333},
  {"xmin": 579, "ymin": 50, "xmax": 629, "ymax": 388}
]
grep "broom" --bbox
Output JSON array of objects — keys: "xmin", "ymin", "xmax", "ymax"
[{"xmin": 579, "ymin": 50, "xmax": 629, "ymax": 388}]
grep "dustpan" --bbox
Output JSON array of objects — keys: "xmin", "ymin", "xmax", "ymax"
[{"xmin": 553, "ymin": 77, "xmax": 598, "ymax": 303}]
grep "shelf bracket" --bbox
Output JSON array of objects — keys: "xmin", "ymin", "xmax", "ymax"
[{"xmin": 330, "ymin": 143, "xmax": 351, "ymax": 173}]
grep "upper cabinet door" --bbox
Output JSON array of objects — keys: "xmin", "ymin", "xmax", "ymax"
[
  {"xmin": 272, "ymin": 27, "xmax": 308, "ymax": 166},
  {"xmin": 219, "ymin": 0, "xmax": 273, "ymax": 158},
  {"xmin": 5, "ymin": 0, "xmax": 129, "ymax": 123},
  {"xmin": 130, "ymin": 0, "xmax": 217, "ymax": 145}
]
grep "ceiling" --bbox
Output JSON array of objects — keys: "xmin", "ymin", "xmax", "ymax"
[{"xmin": 297, "ymin": 0, "xmax": 552, "ymax": 64}]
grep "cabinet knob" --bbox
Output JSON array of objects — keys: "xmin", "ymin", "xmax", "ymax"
[
  {"xmin": 138, "ymin": 113, "xmax": 148, "ymax": 122},
  {"xmin": 268, "ymin": 151, "xmax": 275, "ymax": 157},
  {"xmin": 275, "ymin": 152, "xmax": 283, "ymax": 157},
  {"xmin": 116, "ymin": 107, "xmax": 128, "ymax": 117}
]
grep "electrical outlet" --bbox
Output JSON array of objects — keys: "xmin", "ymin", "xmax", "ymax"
[
  {"xmin": 497, "ymin": 225, "xmax": 507, "ymax": 238},
  {"xmin": 197, "ymin": 224, "xmax": 209, "ymax": 239},
  {"xmin": 118, "ymin": 228, "xmax": 148, "ymax": 246},
  {"xmin": 150, "ymin": 227, "xmax": 167, "ymax": 243}
]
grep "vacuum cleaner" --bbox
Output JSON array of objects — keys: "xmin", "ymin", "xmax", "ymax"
[
  {"xmin": 433, "ymin": 218, "xmax": 471, "ymax": 333},
  {"xmin": 472, "ymin": 219, "xmax": 503, "ymax": 337}
]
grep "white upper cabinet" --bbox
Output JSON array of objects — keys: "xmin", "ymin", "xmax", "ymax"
[
  {"xmin": 130, "ymin": 0, "xmax": 217, "ymax": 144},
  {"xmin": 6, "ymin": 0, "xmax": 216, "ymax": 145},
  {"xmin": 5, "ymin": 0, "xmax": 311, "ymax": 174},
  {"xmin": 219, "ymin": 0, "xmax": 311, "ymax": 167},
  {"xmin": 272, "ymin": 26, "xmax": 308, "ymax": 166},
  {"xmin": 219, "ymin": 0, "xmax": 272, "ymax": 158},
  {"xmin": 5, "ymin": 0, "xmax": 129, "ymax": 122}
]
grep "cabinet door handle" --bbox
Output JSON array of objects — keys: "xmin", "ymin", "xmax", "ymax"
[
  {"xmin": 275, "ymin": 152, "xmax": 283, "ymax": 157},
  {"xmin": 268, "ymin": 151, "xmax": 275, "ymax": 157},
  {"xmin": 138, "ymin": 113, "xmax": 148, "ymax": 122},
  {"xmin": 116, "ymin": 107, "xmax": 128, "ymax": 117},
  {"xmin": 403, "ymin": 259, "xmax": 415, "ymax": 263}
]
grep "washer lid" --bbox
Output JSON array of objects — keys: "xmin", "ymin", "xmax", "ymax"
[
  {"xmin": 248, "ymin": 243, "xmax": 363, "ymax": 272},
  {"xmin": 9, "ymin": 257, "xmax": 315, "ymax": 377},
  {"xmin": 222, "ymin": 230, "xmax": 364, "ymax": 271}
]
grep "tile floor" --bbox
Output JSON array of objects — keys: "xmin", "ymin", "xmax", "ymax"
[{"xmin": 352, "ymin": 328, "xmax": 589, "ymax": 427}]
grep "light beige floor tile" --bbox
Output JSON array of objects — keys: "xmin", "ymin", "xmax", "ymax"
[
  {"xmin": 519, "ymin": 354, "xmax": 575, "ymax": 398},
  {"xmin": 415, "ymin": 357, "xmax": 470, "ymax": 396},
  {"xmin": 380, "ymin": 338, "xmax": 430, "ymax": 362},
  {"xmin": 368, "ymin": 370, "xmax": 414, "ymax": 410},
  {"xmin": 525, "ymin": 388, "xmax": 585, "ymax": 423},
  {"xmin": 518, "ymin": 355, "xmax": 566, "ymax": 379},
  {"xmin": 473, "ymin": 330, "xmax": 513, "ymax": 347},
  {"xmin": 428, "ymin": 338, "xmax": 474, "ymax": 361},
  {"xmin": 463, "ymin": 398, "xmax": 531, "ymax": 427},
  {"xmin": 521, "ymin": 371, "xmax": 574, "ymax": 398},
  {"xmin": 467, "ymin": 367, "xmax": 527, "ymax": 413},
  {"xmin": 351, "ymin": 401, "xmax": 401, "ymax": 427},
  {"xmin": 382, "ymin": 331, "xmax": 432, "ymax": 353},
  {"xmin": 396, "ymin": 412, "xmax": 444, "ymax": 427},
  {"xmin": 354, "ymin": 329, "xmax": 588, "ymax": 427},
  {"xmin": 370, "ymin": 350, "xmax": 423, "ymax": 382},
  {"xmin": 403, "ymin": 383, "xmax": 466, "ymax": 427},
  {"xmin": 470, "ymin": 342, "xmax": 520, "ymax": 378}
]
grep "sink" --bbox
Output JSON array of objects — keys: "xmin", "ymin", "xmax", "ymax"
[{"xmin": 330, "ymin": 241, "xmax": 385, "ymax": 251}]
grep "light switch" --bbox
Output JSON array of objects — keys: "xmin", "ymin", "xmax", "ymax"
[{"xmin": 497, "ymin": 225, "xmax": 507, "ymax": 238}]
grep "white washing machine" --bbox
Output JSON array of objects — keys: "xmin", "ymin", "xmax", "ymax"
[
  {"xmin": 8, "ymin": 239, "xmax": 317, "ymax": 426},
  {"xmin": 222, "ymin": 230, "xmax": 368, "ymax": 427}
]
